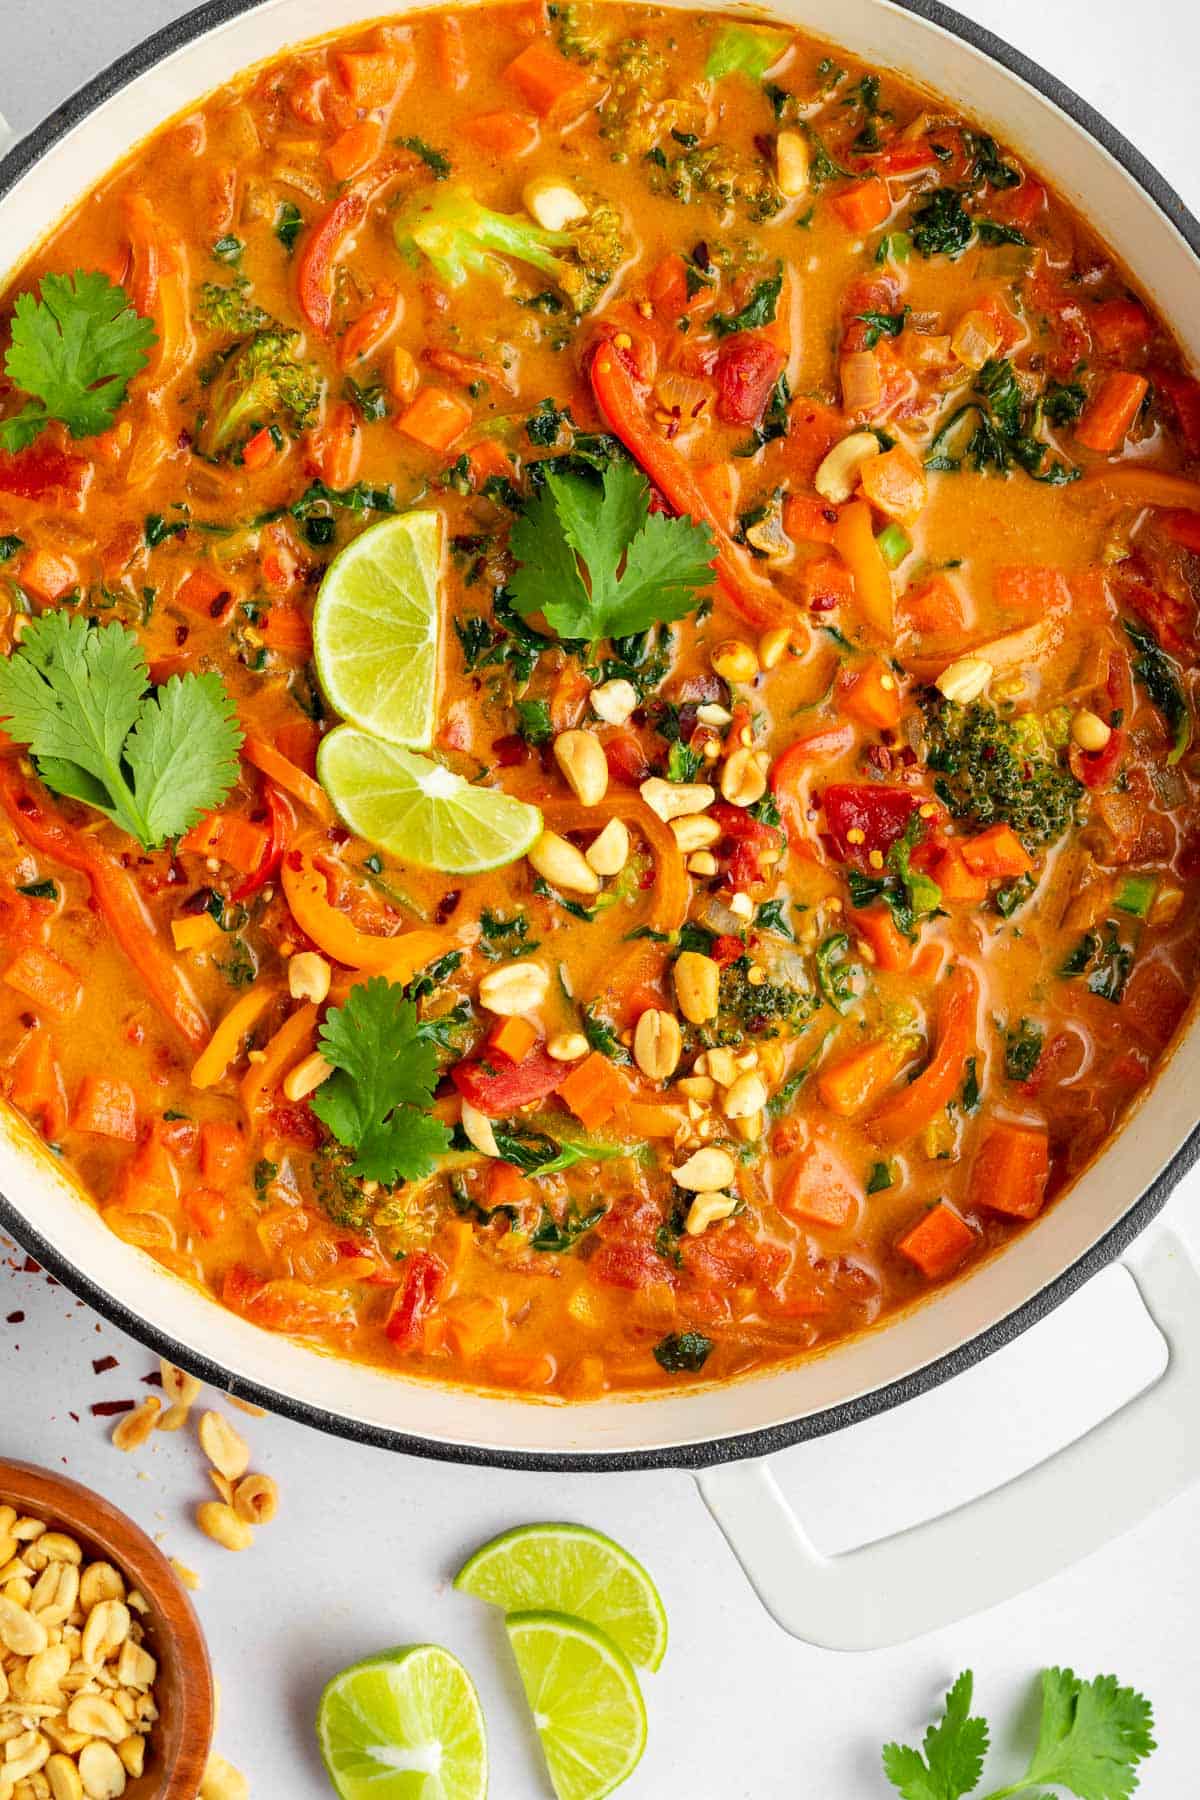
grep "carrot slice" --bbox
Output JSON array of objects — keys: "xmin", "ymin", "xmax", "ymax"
[
  {"xmin": 1075, "ymin": 371, "xmax": 1149, "ymax": 454},
  {"xmin": 852, "ymin": 905, "xmax": 913, "ymax": 974},
  {"xmin": 558, "ymin": 1052, "xmax": 630, "ymax": 1130},
  {"xmin": 831, "ymin": 177, "xmax": 891, "ymax": 233},
  {"xmin": 461, "ymin": 109, "xmax": 539, "ymax": 158},
  {"xmin": 241, "ymin": 734, "xmax": 333, "ymax": 823},
  {"xmin": 504, "ymin": 41, "xmax": 590, "ymax": 115},
  {"xmin": 896, "ymin": 1200, "xmax": 976, "ymax": 1279},
  {"xmin": 3, "ymin": 947, "xmax": 82, "ymax": 1018},
  {"xmin": 973, "ymin": 1121, "xmax": 1050, "ymax": 1219},
  {"xmin": 836, "ymin": 656, "xmax": 901, "ymax": 731},
  {"xmin": 777, "ymin": 1137, "xmax": 862, "ymax": 1227},
  {"xmin": 71, "ymin": 1075, "xmax": 138, "ymax": 1142},
  {"xmin": 396, "ymin": 387, "xmax": 474, "ymax": 453}
]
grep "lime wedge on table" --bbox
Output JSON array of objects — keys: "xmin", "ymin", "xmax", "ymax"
[
  {"xmin": 454, "ymin": 1523, "xmax": 667, "ymax": 1671},
  {"xmin": 316, "ymin": 1644, "xmax": 488, "ymax": 1800},
  {"xmin": 505, "ymin": 1611, "xmax": 647, "ymax": 1800},
  {"xmin": 313, "ymin": 511, "xmax": 443, "ymax": 750},
  {"xmin": 318, "ymin": 724, "xmax": 543, "ymax": 874}
]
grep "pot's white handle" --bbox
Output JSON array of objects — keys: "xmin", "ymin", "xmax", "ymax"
[{"xmin": 697, "ymin": 1226, "xmax": 1200, "ymax": 1649}]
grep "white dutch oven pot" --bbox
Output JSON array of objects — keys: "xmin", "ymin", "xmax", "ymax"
[{"xmin": 2, "ymin": 0, "xmax": 1199, "ymax": 1652}]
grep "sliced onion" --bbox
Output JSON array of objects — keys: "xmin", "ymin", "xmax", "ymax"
[
  {"xmin": 655, "ymin": 370, "xmax": 711, "ymax": 422},
  {"xmin": 840, "ymin": 350, "xmax": 882, "ymax": 416}
]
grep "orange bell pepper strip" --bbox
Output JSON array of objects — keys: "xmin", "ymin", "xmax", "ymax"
[
  {"xmin": 1079, "ymin": 465, "xmax": 1200, "ymax": 513},
  {"xmin": 241, "ymin": 734, "xmax": 333, "ymax": 823},
  {"xmin": 297, "ymin": 188, "xmax": 368, "ymax": 336},
  {"xmin": 540, "ymin": 793, "xmax": 687, "ymax": 934},
  {"xmin": 191, "ymin": 985, "xmax": 278, "ymax": 1091},
  {"xmin": 868, "ymin": 962, "xmax": 978, "ymax": 1144},
  {"xmin": 589, "ymin": 343, "xmax": 791, "ymax": 629},
  {"xmin": 0, "ymin": 765, "xmax": 209, "ymax": 1049},
  {"xmin": 769, "ymin": 723, "xmax": 855, "ymax": 846},
  {"xmin": 241, "ymin": 1002, "xmax": 318, "ymax": 1116},
  {"xmin": 281, "ymin": 839, "xmax": 453, "ymax": 978},
  {"xmin": 834, "ymin": 499, "xmax": 894, "ymax": 637}
]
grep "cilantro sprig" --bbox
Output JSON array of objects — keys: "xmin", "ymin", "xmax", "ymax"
[
  {"xmin": 0, "ymin": 612, "xmax": 241, "ymax": 850},
  {"xmin": 312, "ymin": 978, "xmax": 452, "ymax": 1185},
  {"xmin": 507, "ymin": 460, "xmax": 714, "ymax": 643},
  {"xmin": 0, "ymin": 271, "xmax": 156, "ymax": 454},
  {"xmin": 883, "ymin": 1667, "xmax": 1155, "ymax": 1800}
]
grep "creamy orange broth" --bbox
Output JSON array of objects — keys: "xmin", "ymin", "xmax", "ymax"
[{"xmin": 0, "ymin": 2, "xmax": 1198, "ymax": 1396}]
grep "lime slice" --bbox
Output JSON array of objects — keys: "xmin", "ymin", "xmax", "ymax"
[
  {"xmin": 454, "ymin": 1525, "xmax": 667, "ymax": 1672},
  {"xmin": 313, "ymin": 511, "xmax": 443, "ymax": 750},
  {"xmin": 316, "ymin": 1644, "xmax": 488, "ymax": 1800},
  {"xmin": 505, "ymin": 1611, "xmax": 647, "ymax": 1800},
  {"xmin": 318, "ymin": 725, "xmax": 542, "ymax": 874}
]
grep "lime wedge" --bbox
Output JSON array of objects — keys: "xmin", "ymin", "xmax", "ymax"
[
  {"xmin": 316, "ymin": 1644, "xmax": 488, "ymax": 1800},
  {"xmin": 318, "ymin": 725, "xmax": 542, "ymax": 874},
  {"xmin": 454, "ymin": 1525, "xmax": 667, "ymax": 1672},
  {"xmin": 505, "ymin": 1612, "xmax": 647, "ymax": 1800},
  {"xmin": 313, "ymin": 511, "xmax": 443, "ymax": 750}
]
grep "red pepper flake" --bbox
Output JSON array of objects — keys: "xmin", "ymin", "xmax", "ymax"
[
  {"xmin": 141, "ymin": 1370, "xmax": 163, "ymax": 1387},
  {"xmin": 22, "ymin": 1256, "xmax": 40, "ymax": 1273},
  {"xmin": 6, "ymin": 1311, "xmax": 24, "ymax": 1324},
  {"xmin": 90, "ymin": 1399, "xmax": 136, "ymax": 1418},
  {"xmin": 92, "ymin": 1355, "xmax": 118, "ymax": 1375}
]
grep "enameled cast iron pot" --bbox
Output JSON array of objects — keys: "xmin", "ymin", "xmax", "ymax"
[{"xmin": 3, "ymin": 0, "xmax": 1200, "ymax": 1651}]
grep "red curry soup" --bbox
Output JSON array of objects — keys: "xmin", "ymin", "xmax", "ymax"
[{"xmin": 1, "ymin": 2, "xmax": 1198, "ymax": 1399}]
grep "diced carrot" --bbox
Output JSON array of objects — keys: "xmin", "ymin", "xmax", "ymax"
[
  {"xmin": 8, "ymin": 1027, "xmax": 66, "ymax": 1138},
  {"xmin": 334, "ymin": 49, "xmax": 406, "ymax": 107},
  {"xmin": 858, "ymin": 443, "xmax": 927, "ymax": 526},
  {"xmin": 831, "ymin": 177, "xmax": 891, "ymax": 234},
  {"xmin": 182, "ymin": 1185, "xmax": 230, "ymax": 1238},
  {"xmin": 114, "ymin": 1130, "xmax": 180, "ymax": 1213},
  {"xmin": 442, "ymin": 1294, "xmax": 509, "ymax": 1360},
  {"xmin": 435, "ymin": 15, "xmax": 470, "ymax": 90},
  {"xmin": 325, "ymin": 119, "xmax": 385, "ymax": 184},
  {"xmin": 932, "ymin": 846, "xmax": 990, "ymax": 904},
  {"xmin": 834, "ymin": 499, "xmax": 894, "ymax": 636},
  {"xmin": 558, "ymin": 1051, "xmax": 630, "ymax": 1130},
  {"xmin": 901, "ymin": 572, "xmax": 965, "ymax": 637},
  {"xmin": 19, "ymin": 548, "xmax": 77, "ymax": 602},
  {"xmin": 784, "ymin": 493, "xmax": 839, "ymax": 545},
  {"xmin": 853, "ymin": 905, "xmax": 913, "ymax": 973},
  {"xmin": 465, "ymin": 438, "xmax": 517, "ymax": 487},
  {"xmin": 693, "ymin": 462, "xmax": 739, "ymax": 533},
  {"xmin": 180, "ymin": 812, "xmax": 271, "ymax": 876},
  {"xmin": 1091, "ymin": 298, "xmax": 1153, "ymax": 358},
  {"xmin": 461, "ymin": 109, "xmax": 539, "ymax": 158},
  {"xmin": 3, "ymin": 947, "xmax": 82, "ymax": 1018},
  {"xmin": 1163, "ymin": 509, "xmax": 1200, "ymax": 552},
  {"xmin": 817, "ymin": 1037, "xmax": 911, "ymax": 1117},
  {"xmin": 973, "ymin": 1120, "xmax": 1050, "ymax": 1220},
  {"xmin": 504, "ymin": 40, "xmax": 590, "ymax": 116},
  {"xmin": 396, "ymin": 386, "xmax": 473, "ymax": 453},
  {"xmin": 798, "ymin": 552, "xmax": 853, "ymax": 611},
  {"xmin": 486, "ymin": 1161, "xmax": 532, "ymax": 1209},
  {"xmin": 199, "ymin": 1118, "xmax": 247, "ymax": 1182},
  {"xmin": 240, "ymin": 427, "xmax": 277, "ymax": 472},
  {"xmin": 896, "ymin": 1200, "xmax": 976, "ymax": 1279},
  {"xmin": 1075, "ymin": 371, "xmax": 1149, "ymax": 454},
  {"xmin": 171, "ymin": 912, "xmax": 222, "ymax": 954},
  {"xmin": 71, "ymin": 1074, "xmax": 138, "ymax": 1142},
  {"xmin": 486, "ymin": 1015, "xmax": 539, "ymax": 1066},
  {"xmin": 992, "ymin": 564, "xmax": 1069, "ymax": 616},
  {"xmin": 959, "ymin": 824, "xmax": 1032, "ymax": 879},
  {"xmin": 511, "ymin": 0, "xmax": 550, "ymax": 36},
  {"xmin": 625, "ymin": 1101, "xmax": 686, "ymax": 1138},
  {"xmin": 777, "ymin": 1137, "xmax": 862, "ymax": 1228},
  {"xmin": 259, "ymin": 607, "xmax": 313, "ymax": 654},
  {"xmin": 836, "ymin": 656, "xmax": 902, "ymax": 731},
  {"xmin": 486, "ymin": 1350, "xmax": 556, "ymax": 1389},
  {"xmin": 175, "ymin": 567, "xmax": 235, "ymax": 623}
]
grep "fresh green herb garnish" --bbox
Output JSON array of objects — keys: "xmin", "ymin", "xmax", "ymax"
[
  {"xmin": 274, "ymin": 202, "xmax": 304, "ymax": 254},
  {"xmin": 1003, "ymin": 1017, "xmax": 1044, "ymax": 1083},
  {"xmin": 653, "ymin": 1330, "xmax": 714, "ymax": 1373},
  {"xmin": 508, "ymin": 460, "xmax": 714, "ymax": 643},
  {"xmin": 0, "ymin": 613, "xmax": 240, "ymax": 851},
  {"xmin": 397, "ymin": 135, "xmax": 452, "ymax": 180},
  {"xmin": 311, "ymin": 978, "xmax": 451, "ymax": 1184},
  {"xmin": 867, "ymin": 1160, "xmax": 894, "ymax": 1193},
  {"xmin": 881, "ymin": 1665, "xmax": 1154, "ymax": 1799},
  {"xmin": 0, "ymin": 272, "xmax": 156, "ymax": 453}
]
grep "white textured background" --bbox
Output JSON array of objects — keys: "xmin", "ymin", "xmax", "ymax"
[{"xmin": 2, "ymin": 2, "xmax": 1200, "ymax": 1794}]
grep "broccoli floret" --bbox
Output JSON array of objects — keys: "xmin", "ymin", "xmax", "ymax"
[
  {"xmin": 652, "ymin": 143, "xmax": 784, "ymax": 225},
  {"xmin": 555, "ymin": 1, "xmax": 608, "ymax": 63},
  {"xmin": 596, "ymin": 39, "xmax": 705, "ymax": 159},
  {"xmin": 393, "ymin": 185, "xmax": 623, "ymax": 315},
  {"xmin": 196, "ymin": 279, "xmax": 270, "ymax": 336},
  {"xmin": 716, "ymin": 955, "xmax": 820, "ymax": 1041},
  {"xmin": 919, "ymin": 691, "xmax": 1082, "ymax": 850},
  {"xmin": 197, "ymin": 329, "xmax": 323, "ymax": 457}
]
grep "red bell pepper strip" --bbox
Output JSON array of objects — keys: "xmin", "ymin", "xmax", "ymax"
[
  {"xmin": 869, "ymin": 963, "xmax": 979, "ymax": 1144},
  {"xmin": 451, "ymin": 1045, "xmax": 565, "ymax": 1118},
  {"xmin": 0, "ymin": 763, "xmax": 209, "ymax": 1049},
  {"xmin": 297, "ymin": 189, "xmax": 368, "ymax": 336},
  {"xmin": 589, "ymin": 342, "xmax": 791, "ymax": 629},
  {"xmin": 821, "ymin": 783, "xmax": 924, "ymax": 862},
  {"xmin": 770, "ymin": 724, "xmax": 856, "ymax": 844},
  {"xmin": 384, "ymin": 1250, "xmax": 445, "ymax": 1349},
  {"xmin": 231, "ymin": 784, "xmax": 295, "ymax": 903}
]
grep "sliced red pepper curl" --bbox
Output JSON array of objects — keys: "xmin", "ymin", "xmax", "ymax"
[
  {"xmin": 383, "ymin": 1249, "xmax": 445, "ymax": 1349},
  {"xmin": 450, "ymin": 1045, "xmax": 565, "ymax": 1118},
  {"xmin": 869, "ymin": 963, "xmax": 979, "ymax": 1145},
  {"xmin": 231, "ymin": 784, "xmax": 295, "ymax": 903},
  {"xmin": 769, "ymin": 724, "xmax": 856, "ymax": 847},
  {"xmin": 297, "ymin": 189, "xmax": 368, "ymax": 336},
  {"xmin": 821, "ymin": 783, "xmax": 924, "ymax": 863},
  {"xmin": 589, "ymin": 341, "xmax": 792, "ymax": 629}
]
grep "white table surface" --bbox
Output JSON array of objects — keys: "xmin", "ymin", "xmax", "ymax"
[{"xmin": 3, "ymin": 2, "xmax": 1200, "ymax": 1793}]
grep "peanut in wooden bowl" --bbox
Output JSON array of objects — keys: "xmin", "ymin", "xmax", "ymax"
[{"xmin": 0, "ymin": 1459, "xmax": 214, "ymax": 1799}]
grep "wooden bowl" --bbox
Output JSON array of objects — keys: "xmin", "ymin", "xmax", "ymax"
[{"xmin": 0, "ymin": 1459, "xmax": 214, "ymax": 1798}]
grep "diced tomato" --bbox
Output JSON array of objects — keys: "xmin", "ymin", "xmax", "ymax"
[
  {"xmin": 821, "ymin": 784, "xmax": 923, "ymax": 861},
  {"xmin": 1151, "ymin": 368, "xmax": 1200, "ymax": 457},
  {"xmin": 709, "ymin": 801, "xmax": 784, "ymax": 887},
  {"xmin": 590, "ymin": 1241, "xmax": 671, "ymax": 1290},
  {"xmin": 1090, "ymin": 298, "xmax": 1153, "ymax": 358},
  {"xmin": 384, "ymin": 1250, "xmax": 445, "ymax": 1350},
  {"xmin": 450, "ymin": 1046, "xmax": 565, "ymax": 1118},
  {"xmin": 602, "ymin": 730, "xmax": 650, "ymax": 785},
  {"xmin": 0, "ymin": 444, "xmax": 90, "ymax": 504},
  {"xmin": 714, "ymin": 333, "xmax": 785, "ymax": 426}
]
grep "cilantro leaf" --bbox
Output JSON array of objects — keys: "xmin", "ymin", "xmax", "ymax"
[
  {"xmin": 712, "ymin": 263, "xmax": 783, "ymax": 336},
  {"xmin": 1, "ymin": 271, "xmax": 156, "ymax": 452},
  {"xmin": 312, "ymin": 978, "xmax": 451, "ymax": 1185},
  {"xmin": 508, "ymin": 461, "xmax": 714, "ymax": 642},
  {"xmin": 1021, "ymin": 1668, "xmax": 1155, "ymax": 1800},
  {"xmin": 882, "ymin": 1671, "xmax": 989, "ymax": 1800},
  {"xmin": 0, "ymin": 612, "xmax": 241, "ymax": 849}
]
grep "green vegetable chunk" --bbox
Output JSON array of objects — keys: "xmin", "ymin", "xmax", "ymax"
[{"xmin": 920, "ymin": 692, "xmax": 1081, "ymax": 851}]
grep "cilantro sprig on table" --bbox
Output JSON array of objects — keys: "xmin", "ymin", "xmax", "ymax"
[
  {"xmin": 883, "ymin": 1667, "xmax": 1155, "ymax": 1800},
  {"xmin": 0, "ymin": 272, "xmax": 156, "ymax": 454},
  {"xmin": 0, "ymin": 612, "xmax": 241, "ymax": 851},
  {"xmin": 507, "ymin": 460, "xmax": 714, "ymax": 643},
  {"xmin": 312, "ymin": 978, "xmax": 452, "ymax": 1186}
]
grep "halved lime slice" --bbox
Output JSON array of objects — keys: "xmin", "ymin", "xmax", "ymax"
[
  {"xmin": 313, "ymin": 511, "xmax": 443, "ymax": 750},
  {"xmin": 318, "ymin": 725, "xmax": 542, "ymax": 874},
  {"xmin": 316, "ymin": 1644, "xmax": 488, "ymax": 1800},
  {"xmin": 455, "ymin": 1525, "xmax": 667, "ymax": 1672},
  {"xmin": 505, "ymin": 1612, "xmax": 646, "ymax": 1800}
]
